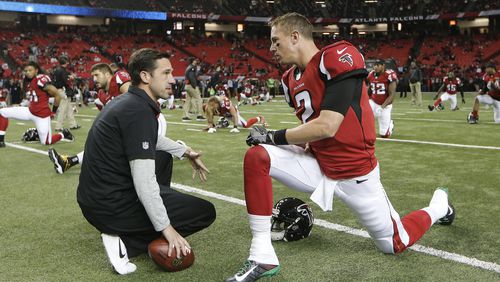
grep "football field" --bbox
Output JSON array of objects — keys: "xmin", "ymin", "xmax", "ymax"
[{"xmin": 0, "ymin": 92, "xmax": 499, "ymax": 281}]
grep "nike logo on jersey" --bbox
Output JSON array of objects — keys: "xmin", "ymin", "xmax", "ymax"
[
  {"xmin": 336, "ymin": 47, "xmax": 348, "ymax": 54},
  {"xmin": 356, "ymin": 179, "xmax": 368, "ymax": 184},
  {"xmin": 235, "ymin": 265, "xmax": 258, "ymax": 281},
  {"xmin": 119, "ymin": 240, "xmax": 126, "ymax": 259}
]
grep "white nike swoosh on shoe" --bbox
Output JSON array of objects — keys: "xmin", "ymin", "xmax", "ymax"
[
  {"xmin": 235, "ymin": 265, "xmax": 258, "ymax": 281},
  {"xmin": 337, "ymin": 47, "xmax": 348, "ymax": 54}
]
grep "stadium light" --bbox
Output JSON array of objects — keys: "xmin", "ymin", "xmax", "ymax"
[
  {"xmin": 449, "ymin": 20, "xmax": 457, "ymax": 26},
  {"xmin": 365, "ymin": 0, "xmax": 378, "ymax": 3},
  {"xmin": 266, "ymin": 0, "xmax": 274, "ymax": 3},
  {"xmin": 397, "ymin": 23, "xmax": 402, "ymax": 31}
]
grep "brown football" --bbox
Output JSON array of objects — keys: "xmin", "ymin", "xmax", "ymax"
[{"xmin": 148, "ymin": 237, "xmax": 195, "ymax": 272}]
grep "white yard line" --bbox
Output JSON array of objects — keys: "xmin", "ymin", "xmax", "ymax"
[
  {"xmin": 5, "ymin": 143, "xmax": 500, "ymax": 274},
  {"xmin": 377, "ymin": 138, "xmax": 500, "ymax": 150}
]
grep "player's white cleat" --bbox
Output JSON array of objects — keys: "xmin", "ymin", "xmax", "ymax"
[
  {"xmin": 230, "ymin": 127, "xmax": 240, "ymax": 133},
  {"xmin": 436, "ymin": 187, "xmax": 455, "ymax": 225},
  {"xmin": 101, "ymin": 233, "xmax": 137, "ymax": 275}
]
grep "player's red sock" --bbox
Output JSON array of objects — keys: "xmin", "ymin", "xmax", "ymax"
[
  {"xmin": 46, "ymin": 133, "xmax": 62, "ymax": 145},
  {"xmin": 243, "ymin": 117, "xmax": 259, "ymax": 128},
  {"xmin": 244, "ymin": 146, "xmax": 273, "ymax": 215},
  {"xmin": 433, "ymin": 98, "xmax": 442, "ymax": 107},
  {"xmin": 393, "ymin": 210, "xmax": 432, "ymax": 253},
  {"xmin": 0, "ymin": 115, "xmax": 9, "ymax": 131}
]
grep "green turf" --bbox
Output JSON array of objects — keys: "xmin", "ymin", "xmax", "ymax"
[{"xmin": 0, "ymin": 92, "xmax": 499, "ymax": 281}]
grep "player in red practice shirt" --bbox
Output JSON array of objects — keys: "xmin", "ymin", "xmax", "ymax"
[
  {"xmin": 367, "ymin": 60, "xmax": 397, "ymax": 138},
  {"xmin": 429, "ymin": 71, "xmax": 465, "ymax": 111},
  {"xmin": 467, "ymin": 63, "xmax": 500, "ymax": 124},
  {"xmin": 0, "ymin": 61, "xmax": 74, "ymax": 148},
  {"xmin": 225, "ymin": 13, "xmax": 455, "ymax": 282},
  {"xmin": 93, "ymin": 63, "xmax": 131, "ymax": 110}
]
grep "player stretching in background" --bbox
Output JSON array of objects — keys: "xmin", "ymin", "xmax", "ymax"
[
  {"xmin": 467, "ymin": 63, "xmax": 500, "ymax": 124},
  {"xmin": 204, "ymin": 95, "xmax": 266, "ymax": 133},
  {"xmin": 428, "ymin": 71, "xmax": 465, "ymax": 111},
  {"xmin": 0, "ymin": 61, "xmax": 74, "ymax": 148}
]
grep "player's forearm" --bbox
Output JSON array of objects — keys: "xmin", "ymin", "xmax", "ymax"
[
  {"xmin": 285, "ymin": 111, "xmax": 343, "ymax": 144},
  {"xmin": 382, "ymin": 94, "xmax": 394, "ymax": 108}
]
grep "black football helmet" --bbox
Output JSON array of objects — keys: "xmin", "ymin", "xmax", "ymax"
[
  {"xmin": 271, "ymin": 197, "xmax": 314, "ymax": 242},
  {"xmin": 21, "ymin": 128, "xmax": 39, "ymax": 142},
  {"xmin": 216, "ymin": 117, "xmax": 230, "ymax": 128}
]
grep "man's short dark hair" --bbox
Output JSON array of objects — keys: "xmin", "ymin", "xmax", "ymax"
[
  {"xmin": 374, "ymin": 59, "xmax": 385, "ymax": 65},
  {"xmin": 128, "ymin": 48, "xmax": 170, "ymax": 86},
  {"xmin": 24, "ymin": 61, "xmax": 44, "ymax": 73},
  {"xmin": 91, "ymin": 63, "xmax": 112, "ymax": 74}
]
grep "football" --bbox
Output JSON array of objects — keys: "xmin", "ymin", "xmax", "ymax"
[{"xmin": 148, "ymin": 237, "xmax": 195, "ymax": 272}]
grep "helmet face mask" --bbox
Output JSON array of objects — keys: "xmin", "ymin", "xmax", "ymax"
[
  {"xmin": 216, "ymin": 117, "xmax": 230, "ymax": 128},
  {"xmin": 271, "ymin": 197, "xmax": 314, "ymax": 242}
]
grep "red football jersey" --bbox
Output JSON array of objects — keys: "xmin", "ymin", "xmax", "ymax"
[
  {"xmin": 243, "ymin": 83, "xmax": 253, "ymax": 95},
  {"xmin": 109, "ymin": 70, "xmax": 131, "ymax": 98},
  {"xmin": 217, "ymin": 95, "xmax": 232, "ymax": 117},
  {"xmin": 216, "ymin": 84, "xmax": 227, "ymax": 96},
  {"xmin": 27, "ymin": 74, "xmax": 52, "ymax": 118},
  {"xmin": 483, "ymin": 71, "xmax": 500, "ymax": 100},
  {"xmin": 97, "ymin": 70, "xmax": 131, "ymax": 109},
  {"xmin": 367, "ymin": 69, "xmax": 397, "ymax": 105},
  {"xmin": 442, "ymin": 77, "xmax": 461, "ymax": 95},
  {"xmin": 282, "ymin": 41, "xmax": 377, "ymax": 180}
]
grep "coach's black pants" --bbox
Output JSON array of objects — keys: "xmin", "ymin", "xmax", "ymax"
[{"xmin": 80, "ymin": 151, "xmax": 216, "ymax": 257}]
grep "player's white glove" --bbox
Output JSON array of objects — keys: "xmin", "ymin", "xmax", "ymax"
[
  {"xmin": 229, "ymin": 127, "xmax": 240, "ymax": 133},
  {"xmin": 208, "ymin": 127, "xmax": 217, "ymax": 134}
]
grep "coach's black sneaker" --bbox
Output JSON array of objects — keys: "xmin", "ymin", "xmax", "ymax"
[
  {"xmin": 196, "ymin": 115, "xmax": 206, "ymax": 121},
  {"xmin": 428, "ymin": 105, "xmax": 435, "ymax": 111},
  {"xmin": 48, "ymin": 148, "xmax": 69, "ymax": 174},
  {"xmin": 436, "ymin": 188, "xmax": 455, "ymax": 225},
  {"xmin": 0, "ymin": 141, "xmax": 5, "ymax": 148},
  {"xmin": 182, "ymin": 117, "xmax": 191, "ymax": 122},
  {"xmin": 225, "ymin": 260, "xmax": 280, "ymax": 282},
  {"xmin": 61, "ymin": 128, "xmax": 75, "ymax": 142}
]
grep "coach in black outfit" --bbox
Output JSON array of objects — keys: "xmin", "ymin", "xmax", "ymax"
[{"xmin": 77, "ymin": 48, "xmax": 215, "ymax": 275}]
